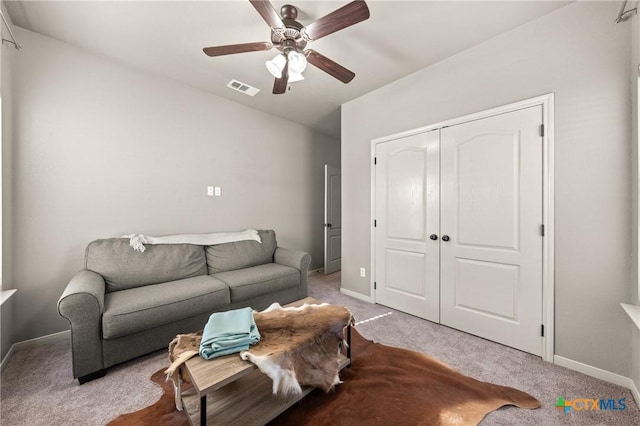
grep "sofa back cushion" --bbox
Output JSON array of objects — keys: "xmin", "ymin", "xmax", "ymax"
[
  {"xmin": 86, "ymin": 239, "xmax": 208, "ymax": 293},
  {"xmin": 206, "ymin": 229, "xmax": 277, "ymax": 274}
]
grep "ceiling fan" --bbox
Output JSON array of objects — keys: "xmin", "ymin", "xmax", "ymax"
[{"xmin": 203, "ymin": 0, "xmax": 370, "ymax": 94}]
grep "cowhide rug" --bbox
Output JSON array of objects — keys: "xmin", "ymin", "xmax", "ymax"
[
  {"xmin": 107, "ymin": 368, "xmax": 189, "ymax": 426},
  {"xmin": 107, "ymin": 328, "xmax": 540, "ymax": 426}
]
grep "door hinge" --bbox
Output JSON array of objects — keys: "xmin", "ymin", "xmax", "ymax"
[
  {"xmin": 374, "ymin": 157, "xmax": 377, "ymax": 165},
  {"xmin": 540, "ymin": 224, "xmax": 545, "ymax": 236},
  {"xmin": 540, "ymin": 124, "xmax": 545, "ymax": 137},
  {"xmin": 541, "ymin": 324, "xmax": 545, "ymax": 337},
  {"xmin": 374, "ymin": 282, "xmax": 377, "ymax": 290},
  {"xmin": 374, "ymin": 219, "xmax": 377, "ymax": 227}
]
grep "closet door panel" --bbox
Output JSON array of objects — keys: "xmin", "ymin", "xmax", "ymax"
[
  {"xmin": 374, "ymin": 130, "xmax": 440, "ymax": 322},
  {"xmin": 440, "ymin": 106, "xmax": 543, "ymax": 356}
]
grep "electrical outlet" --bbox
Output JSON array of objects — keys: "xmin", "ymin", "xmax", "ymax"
[
  {"xmin": 360, "ymin": 267, "xmax": 366, "ymax": 278},
  {"xmin": 207, "ymin": 186, "xmax": 214, "ymax": 196},
  {"xmin": 214, "ymin": 187, "xmax": 221, "ymax": 196}
]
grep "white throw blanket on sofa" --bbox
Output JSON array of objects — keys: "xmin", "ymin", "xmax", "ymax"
[{"xmin": 122, "ymin": 229, "xmax": 262, "ymax": 252}]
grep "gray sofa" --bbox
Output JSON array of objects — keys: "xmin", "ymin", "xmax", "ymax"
[{"xmin": 57, "ymin": 230, "xmax": 310, "ymax": 383}]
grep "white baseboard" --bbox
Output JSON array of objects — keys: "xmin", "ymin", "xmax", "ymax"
[
  {"xmin": 340, "ymin": 287, "xmax": 373, "ymax": 303},
  {"xmin": 630, "ymin": 378, "xmax": 640, "ymax": 410},
  {"xmin": 14, "ymin": 329, "xmax": 70, "ymax": 351},
  {"xmin": 0, "ymin": 289, "xmax": 17, "ymax": 306},
  {"xmin": 308, "ymin": 268, "xmax": 324, "ymax": 276},
  {"xmin": 0, "ymin": 329, "xmax": 70, "ymax": 373},
  {"xmin": 554, "ymin": 355, "xmax": 640, "ymax": 408},
  {"xmin": 0, "ymin": 344, "xmax": 15, "ymax": 373}
]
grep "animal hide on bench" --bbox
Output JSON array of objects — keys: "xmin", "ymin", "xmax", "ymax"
[
  {"xmin": 243, "ymin": 302, "xmax": 352, "ymax": 396},
  {"xmin": 166, "ymin": 303, "xmax": 353, "ymax": 397},
  {"xmin": 166, "ymin": 331, "xmax": 202, "ymax": 384}
]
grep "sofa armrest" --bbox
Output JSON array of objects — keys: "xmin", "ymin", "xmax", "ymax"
[
  {"xmin": 57, "ymin": 270, "xmax": 106, "ymax": 379},
  {"xmin": 274, "ymin": 247, "xmax": 311, "ymax": 298}
]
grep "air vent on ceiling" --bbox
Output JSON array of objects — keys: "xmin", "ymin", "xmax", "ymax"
[{"xmin": 226, "ymin": 79, "xmax": 260, "ymax": 97}]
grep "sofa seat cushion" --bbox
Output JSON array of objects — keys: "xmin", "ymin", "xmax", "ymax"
[
  {"xmin": 206, "ymin": 230, "xmax": 277, "ymax": 274},
  {"xmin": 213, "ymin": 263, "xmax": 299, "ymax": 303},
  {"xmin": 102, "ymin": 275, "xmax": 230, "ymax": 339}
]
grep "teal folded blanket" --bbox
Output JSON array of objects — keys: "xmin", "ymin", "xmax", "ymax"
[{"xmin": 199, "ymin": 307, "xmax": 260, "ymax": 360}]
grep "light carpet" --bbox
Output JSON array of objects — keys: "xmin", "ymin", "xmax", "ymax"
[{"xmin": 1, "ymin": 272, "xmax": 638, "ymax": 425}]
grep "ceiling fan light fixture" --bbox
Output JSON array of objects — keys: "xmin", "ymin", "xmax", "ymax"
[
  {"xmin": 287, "ymin": 50, "xmax": 307, "ymax": 74},
  {"xmin": 266, "ymin": 54, "xmax": 286, "ymax": 78},
  {"xmin": 289, "ymin": 72, "xmax": 304, "ymax": 83}
]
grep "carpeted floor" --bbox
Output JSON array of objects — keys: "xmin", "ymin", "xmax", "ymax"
[{"xmin": 1, "ymin": 272, "xmax": 638, "ymax": 425}]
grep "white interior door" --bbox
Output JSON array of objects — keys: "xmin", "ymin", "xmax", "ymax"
[
  {"xmin": 374, "ymin": 130, "xmax": 440, "ymax": 322},
  {"xmin": 440, "ymin": 106, "xmax": 543, "ymax": 356},
  {"xmin": 324, "ymin": 164, "xmax": 341, "ymax": 274}
]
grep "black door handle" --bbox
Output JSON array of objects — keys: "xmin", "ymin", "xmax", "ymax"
[
  {"xmin": 441, "ymin": 235, "xmax": 450, "ymax": 242},
  {"xmin": 429, "ymin": 234, "xmax": 438, "ymax": 240},
  {"xmin": 324, "ymin": 223, "xmax": 332, "ymax": 228}
]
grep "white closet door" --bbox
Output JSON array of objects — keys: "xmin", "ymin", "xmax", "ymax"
[
  {"xmin": 374, "ymin": 130, "xmax": 440, "ymax": 322},
  {"xmin": 440, "ymin": 106, "xmax": 543, "ymax": 356}
]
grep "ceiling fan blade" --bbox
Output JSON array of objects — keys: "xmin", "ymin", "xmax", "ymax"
[
  {"xmin": 303, "ymin": 1, "xmax": 370, "ymax": 41},
  {"xmin": 249, "ymin": 0, "xmax": 285, "ymax": 30},
  {"xmin": 273, "ymin": 59, "xmax": 289, "ymax": 94},
  {"xmin": 203, "ymin": 42, "xmax": 272, "ymax": 57},
  {"xmin": 305, "ymin": 49, "xmax": 355, "ymax": 83}
]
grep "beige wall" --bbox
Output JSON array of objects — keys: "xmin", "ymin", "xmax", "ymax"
[
  {"xmin": 342, "ymin": 1, "xmax": 633, "ymax": 376},
  {"xmin": 1, "ymin": 0, "xmax": 16, "ymax": 362},
  {"xmin": 8, "ymin": 27, "xmax": 339, "ymax": 342},
  {"xmin": 631, "ymin": 0, "xmax": 639, "ymax": 398}
]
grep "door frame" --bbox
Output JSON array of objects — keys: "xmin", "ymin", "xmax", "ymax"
[{"xmin": 370, "ymin": 93, "xmax": 555, "ymax": 362}]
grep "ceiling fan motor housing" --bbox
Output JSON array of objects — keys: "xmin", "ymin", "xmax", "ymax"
[
  {"xmin": 271, "ymin": 4, "xmax": 307, "ymax": 53},
  {"xmin": 280, "ymin": 4, "xmax": 298, "ymax": 20}
]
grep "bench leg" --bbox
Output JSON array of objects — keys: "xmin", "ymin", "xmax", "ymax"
[
  {"xmin": 174, "ymin": 371, "xmax": 183, "ymax": 412},
  {"xmin": 347, "ymin": 325, "xmax": 352, "ymax": 367},
  {"xmin": 200, "ymin": 395, "xmax": 207, "ymax": 425}
]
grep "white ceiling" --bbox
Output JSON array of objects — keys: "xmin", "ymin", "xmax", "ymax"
[{"xmin": 5, "ymin": 0, "xmax": 571, "ymax": 138}]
